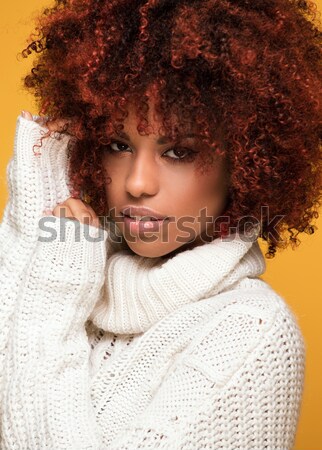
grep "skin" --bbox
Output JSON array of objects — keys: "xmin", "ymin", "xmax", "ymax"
[
  {"xmin": 23, "ymin": 104, "xmax": 229, "ymax": 259},
  {"xmin": 101, "ymin": 101, "xmax": 230, "ymax": 258}
]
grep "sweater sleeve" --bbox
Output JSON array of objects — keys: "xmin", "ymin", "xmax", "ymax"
[
  {"xmin": 1, "ymin": 217, "xmax": 109, "ymax": 450},
  {"xmin": 0, "ymin": 113, "xmax": 73, "ymax": 434},
  {"xmin": 100, "ymin": 301, "xmax": 305, "ymax": 450}
]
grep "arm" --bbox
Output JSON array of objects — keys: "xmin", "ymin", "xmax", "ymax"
[
  {"xmin": 97, "ymin": 300, "xmax": 305, "ymax": 449},
  {"xmin": 1, "ymin": 113, "xmax": 123, "ymax": 449},
  {"xmin": 0, "ymin": 114, "xmax": 72, "ymax": 428},
  {"xmin": 178, "ymin": 302, "xmax": 305, "ymax": 450},
  {"xmin": 1, "ymin": 217, "xmax": 108, "ymax": 450},
  {"xmin": 0, "ymin": 114, "xmax": 72, "ymax": 245}
]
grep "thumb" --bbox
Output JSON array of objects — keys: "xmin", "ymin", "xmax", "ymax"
[{"xmin": 21, "ymin": 110, "xmax": 33, "ymax": 121}]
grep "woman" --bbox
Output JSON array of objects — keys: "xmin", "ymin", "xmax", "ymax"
[{"xmin": 0, "ymin": 0, "xmax": 321, "ymax": 448}]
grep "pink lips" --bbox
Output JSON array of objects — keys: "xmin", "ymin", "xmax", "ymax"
[
  {"xmin": 120, "ymin": 205, "xmax": 171, "ymax": 234},
  {"xmin": 122, "ymin": 214, "xmax": 169, "ymax": 234},
  {"xmin": 121, "ymin": 205, "xmax": 169, "ymax": 221}
]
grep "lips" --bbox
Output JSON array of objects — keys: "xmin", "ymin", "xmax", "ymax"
[
  {"xmin": 123, "ymin": 214, "xmax": 161, "ymax": 221},
  {"xmin": 122, "ymin": 214, "xmax": 168, "ymax": 233},
  {"xmin": 121, "ymin": 206, "xmax": 169, "ymax": 221}
]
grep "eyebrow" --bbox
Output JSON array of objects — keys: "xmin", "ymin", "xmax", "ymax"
[{"xmin": 114, "ymin": 131, "xmax": 201, "ymax": 145}]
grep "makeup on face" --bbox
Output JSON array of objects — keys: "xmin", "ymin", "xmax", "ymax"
[{"xmin": 102, "ymin": 102, "xmax": 229, "ymax": 258}]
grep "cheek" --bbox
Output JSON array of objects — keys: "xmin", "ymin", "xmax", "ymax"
[
  {"xmin": 190, "ymin": 168, "xmax": 227, "ymax": 207},
  {"xmin": 102, "ymin": 164, "xmax": 118, "ymax": 206},
  {"xmin": 102, "ymin": 157, "xmax": 120, "ymax": 187},
  {"xmin": 104, "ymin": 179, "xmax": 118, "ymax": 204}
]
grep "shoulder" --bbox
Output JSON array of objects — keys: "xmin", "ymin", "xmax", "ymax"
[
  {"xmin": 184, "ymin": 280, "xmax": 305, "ymax": 387},
  {"xmin": 175, "ymin": 284, "xmax": 305, "ymax": 450}
]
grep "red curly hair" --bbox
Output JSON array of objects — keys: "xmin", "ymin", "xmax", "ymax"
[{"xmin": 20, "ymin": 0, "xmax": 322, "ymax": 258}]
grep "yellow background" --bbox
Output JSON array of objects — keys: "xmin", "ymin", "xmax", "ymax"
[{"xmin": 0, "ymin": 1, "xmax": 321, "ymax": 448}]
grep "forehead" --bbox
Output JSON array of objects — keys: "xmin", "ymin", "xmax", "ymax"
[
  {"xmin": 116, "ymin": 103, "xmax": 201, "ymax": 142},
  {"xmin": 114, "ymin": 129, "xmax": 203, "ymax": 144}
]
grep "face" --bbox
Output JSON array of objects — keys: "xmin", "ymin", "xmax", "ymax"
[{"xmin": 101, "ymin": 102, "xmax": 229, "ymax": 258}]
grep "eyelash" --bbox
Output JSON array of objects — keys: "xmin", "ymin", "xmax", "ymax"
[{"xmin": 106, "ymin": 140, "xmax": 197, "ymax": 164}]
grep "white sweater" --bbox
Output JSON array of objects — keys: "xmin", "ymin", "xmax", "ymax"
[{"xmin": 0, "ymin": 114, "xmax": 305, "ymax": 450}]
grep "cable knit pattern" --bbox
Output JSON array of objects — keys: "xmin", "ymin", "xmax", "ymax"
[
  {"xmin": 0, "ymin": 114, "xmax": 305, "ymax": 450},
  {"xmin": 0, "ymin": 114, "xmax": 76, "ymax": 442}
]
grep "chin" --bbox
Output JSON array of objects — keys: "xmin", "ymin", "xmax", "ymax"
[
  {"xmin": 124, "ymin": 238, "xmax": 197, "ymax": 259},
  {"xmin": 125, "ymin": 242, "xmax": 173, "ymax": 258}
]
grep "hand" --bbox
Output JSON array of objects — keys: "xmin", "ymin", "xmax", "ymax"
[
  {"xmin": 1, "ymin": 110, "xmax": 73, "ymax": 242},
  {"xmin": 47, "ymin": 197, "xmax": 101, "ymax": 229},
  {"xmin": 1, "ymin": 114, "xmax": 108, "ymax": 450},
  {"xmin": 22, "ymin": 110, "xmax": 72, "ymax": 134},
  {"xmin": 22, "ymin": 112, "xmax": 101, "ymax": 229}
]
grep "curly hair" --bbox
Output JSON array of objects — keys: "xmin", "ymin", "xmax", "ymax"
[{"xmin": 19, "ymin": 0, "xmax": 322, "ymax": 258}]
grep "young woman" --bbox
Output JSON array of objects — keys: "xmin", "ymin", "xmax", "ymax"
[{"xmin": 0, "ymin": 0, "xmax": 321, "ymax": 448}]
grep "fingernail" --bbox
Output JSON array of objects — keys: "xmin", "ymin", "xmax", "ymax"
[{"xmin": 21, "ymin": 110, "xmax": 26, "ymax": 118}]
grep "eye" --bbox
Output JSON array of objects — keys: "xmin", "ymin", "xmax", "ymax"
[
  {"xmin": 163, "ymin": 147, "xmax": 197, "ymax": 163},
  {"xmin": 109, "ymin": 141, "xmax": 131, "ymax": 153},
  {"xmin": 105, "ymin": 140, "xmax": 197, "ymax": 164}
]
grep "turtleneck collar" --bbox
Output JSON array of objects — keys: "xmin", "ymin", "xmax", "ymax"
[{"xmin": 88, "ymin": 227, "xmax": 266, "ymax": 335}]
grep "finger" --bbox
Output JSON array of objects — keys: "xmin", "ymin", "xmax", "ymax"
[
  {"xmin": 43, "ymin": 209, "xmax": 53, "ymax": 216},
  {"xmin": 52, "ymin": 204, "xmax": 77, "ymax": 221},
  {"xmin": 21, "ymin": 111, "xmax": 71, "ymax": 132},
  {"xmin": 82, "ymin": 204, "xmax": 101, "ymax": 229},
  {"xmin": 56, "ymin": 199, "xmax": 100, "ymax": 228},
  {"xmin": 21, "ymin": 110, "xmax": 33, "ymax": 121},
  {"xmin": 23, "ymin": 111, "xmax": 49, "ymax": 130},
  {"xmin": 71, "ymin": 205, "xmax": 101, "ymax": 229},
  {"xmin": 64, "ymin": 198, "xmax": 100, "ymax": 221}
]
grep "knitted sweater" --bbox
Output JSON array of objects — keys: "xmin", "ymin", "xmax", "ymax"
[{"xmin": 0, "ymin": 114, "xmax": 305, "ymax": 450}]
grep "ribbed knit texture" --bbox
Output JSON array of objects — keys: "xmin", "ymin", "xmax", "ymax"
[
  {"xmin": 0, "ymin": 114, "xmax": 305, "ymax": 449},
  {"xmin": 88, "ymin": 230, "xmax": 266, "ymax": 334}
]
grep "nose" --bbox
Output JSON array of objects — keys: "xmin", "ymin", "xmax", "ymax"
[{"xmin": 125, "ymin": 152, "xmax": 159, "ymax": 198}]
